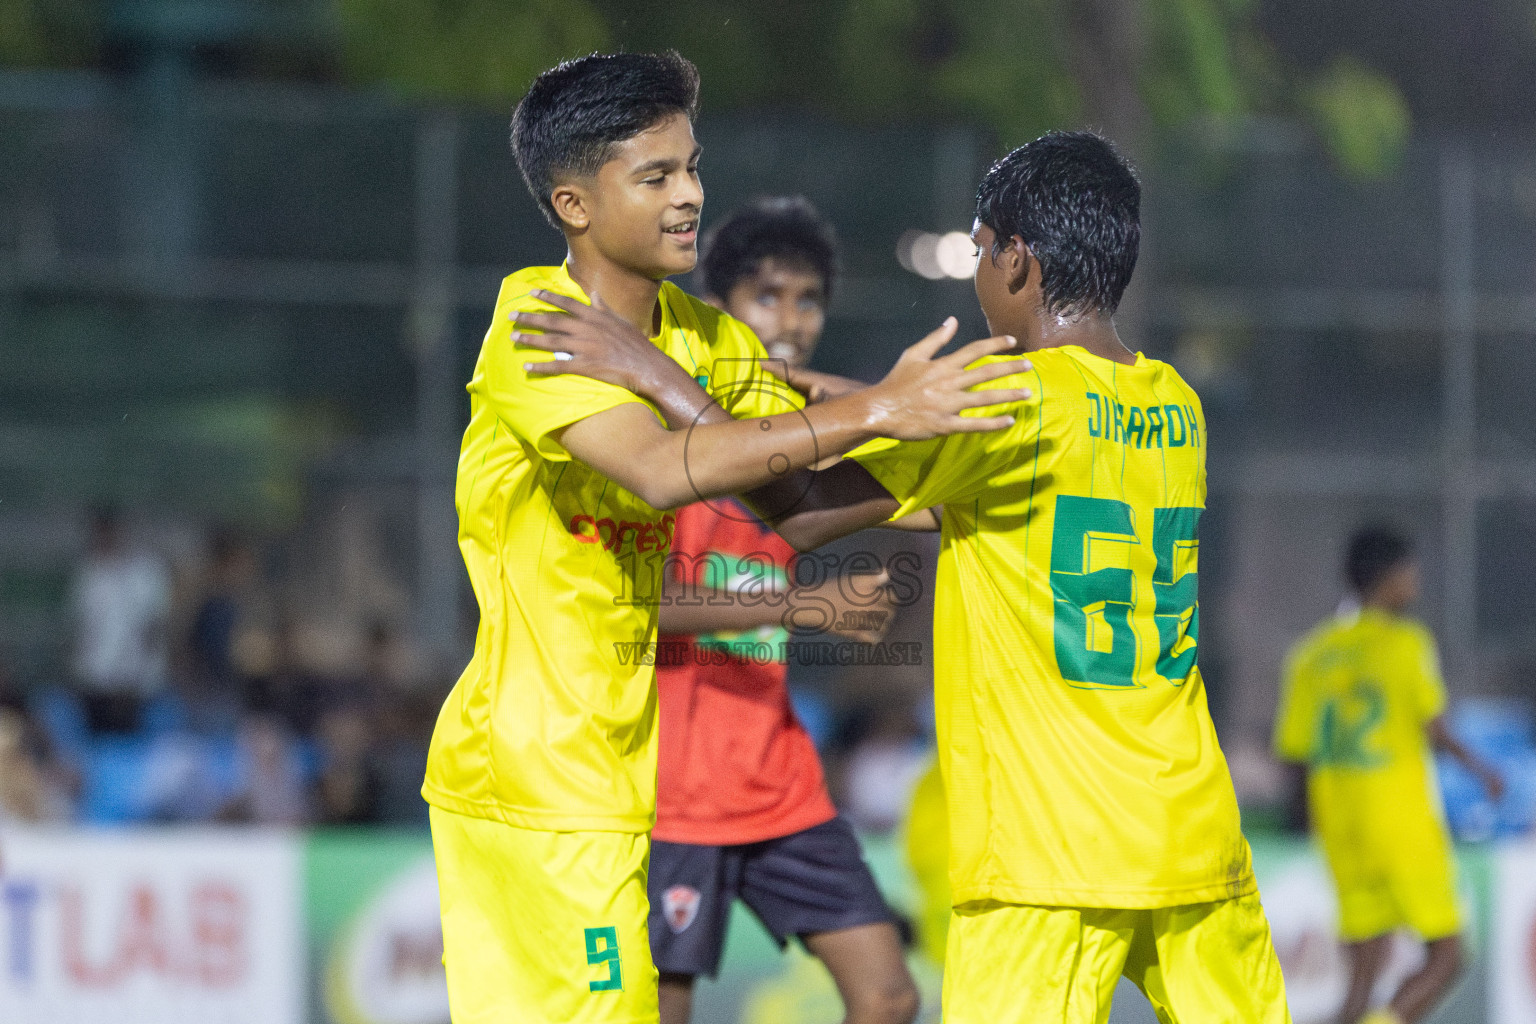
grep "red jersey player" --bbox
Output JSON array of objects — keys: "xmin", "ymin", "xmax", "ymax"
[{"xmin": 649, "ymin": 198, "xmax": 920, "ymax": 1024}]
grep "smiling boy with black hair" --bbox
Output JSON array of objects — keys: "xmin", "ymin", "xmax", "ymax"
[{"xmin": 422, "ymin": 52, "xmax": 1030, "ymax": 1024}]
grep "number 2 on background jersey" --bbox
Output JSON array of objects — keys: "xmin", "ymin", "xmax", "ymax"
[{"xmin": 1050, "ymin": 495, "xmax": 1201, "ymax": 689}]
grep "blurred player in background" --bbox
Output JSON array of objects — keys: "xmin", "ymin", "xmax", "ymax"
[
  {"xmin": 647, "ymin": 197, "xmax": 918, "ymax": 1024},
  {"xmin": 422, "ymin": 51, "xmax": 1030, "ymax": 1024},
  {"xmin": 900, "ymin": 758, "xmax": 949, "ymax": 966},
  {"xmin": 1274, "ymin": 527, "xmax": 1504, "ymax": 1024}
]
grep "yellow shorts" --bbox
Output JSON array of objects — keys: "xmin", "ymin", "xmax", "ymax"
[
  {"xmin": 1323, "ymin": 822, "xmax": 1461, "ymax": 942},
  {"xmin": 942, "ymin": 893, "xmax": 1291, "ymax": 1024},
  {"xmin": 429, "ymin": 806, "xmax": 659, "ymax": 1024}
]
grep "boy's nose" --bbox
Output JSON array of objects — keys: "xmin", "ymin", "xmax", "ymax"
[{"xmin": 674, "ymin": 179, "xmax": 704, "ymax": 209}]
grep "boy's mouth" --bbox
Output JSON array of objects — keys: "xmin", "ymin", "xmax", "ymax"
[{"xmin": 663, "ymin": 219, "xmax": 698, "ymax": 243}]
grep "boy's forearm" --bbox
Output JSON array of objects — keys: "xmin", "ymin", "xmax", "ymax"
[
  {"xmin": 610, "ymin": 363, "xmax": 890, "ymax": 506},
  {"xmin": 630, "ymin": 358, "xmax": 730, "ymax": 431},
  {"xmin": 564, "ymin": 395, "xmax": 889, "ymax": 511},
  {"xmin": 680, "ymin": 395, "xmax": 890, "ymax": 502},
  {"xmin": 760, "ymin": 460, "xmax": 901, "ymax": 551},
  {"xmin": 659, "ymin": 584, "xmax": 786, "ymax": 633},
  {"xmin": 624, "ymin": 366, "xmax": 905, "ymax": 545}
]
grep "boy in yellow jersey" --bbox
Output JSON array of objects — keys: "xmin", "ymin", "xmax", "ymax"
[
  {"xmin": 423, "ymin": 52, "xmax": 1032, "ymax": 1024},
  {"xmin": 531, "ymin": 130, "xmax": 1290, "ymax": 1023},
  {"xmin": 1274, "ymin": 527, "xmax": 1504, "ymax": 1024}
]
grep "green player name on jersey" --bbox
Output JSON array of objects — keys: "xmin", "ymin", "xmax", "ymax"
[{"xmin": 1085, "ymin": 392, "xmax": 1202, "ymax": 450}]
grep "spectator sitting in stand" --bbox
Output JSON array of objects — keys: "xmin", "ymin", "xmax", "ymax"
[
  {"xmin": 185, "ymin": 526, "xmax": 258, "ymax": 734},
  {"xmin": 70, "ymin": 504, "xmax": 171, "ymax": 735},
  {"xmin": 0, "ymin": 708, "xmax": 75, "ymax": 823},
  {"xmin": 840, "ymin": 703, "xmax": 931, "ymax": 834},
  {"xmin": 244, "ymin": 615, "xmax": 328, "ymax": 738},
  {"xmin": 314, "ymin": 706, "xmax": 382, "ymax": 825},
  {"xmin": 219, "ymin": 714, "xmax": 311, "ymax": 825}
]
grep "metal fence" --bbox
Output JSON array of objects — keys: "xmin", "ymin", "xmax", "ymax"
[{"xmin": 2, "ymin": 68, "xmax": 1533, "ymax": 736}]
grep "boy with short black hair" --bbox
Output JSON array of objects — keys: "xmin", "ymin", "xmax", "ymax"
[
  {"xmin": 533, "ymin": 128, "xmax": 1292, "ymax": 1023},
  {"xmin": 1276, "ymin": 526, "xmax": 1503, "ymax": 1024},
  {"xmin": 423, "ymin": 52, "xmax": 1029, "ymax": 1024},
  {"xmin": 697, "ymin": 195, "xmax": 837, "ymax": 364}
]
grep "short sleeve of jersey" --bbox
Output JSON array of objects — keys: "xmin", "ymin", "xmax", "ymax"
[
  {"xmin": 1406, "ymin": 625, "xmax": 1449, "ymax": 723},
  {"xmin": 849, "ymin": 356, "xmax": 1036, "ymax": 517},
  {"xmin": 480, "ymin": 283, "xmax": 658, "ymax": 462},
  {"xmin": 1272, "ymin": 645, "xmax": 1317, "ymax": 763},
  {"xmin": 689, "ymin": 300, "xmax": 805, "ymax": 422}
]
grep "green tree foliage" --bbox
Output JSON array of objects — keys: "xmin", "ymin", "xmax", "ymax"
[
  {"xmin": 332, "ymin": 0, "xmax": 608, "ymax": 103},
  {"xmin": 0, "ymin": 0, "xmax": 100, "ymax": 68},
  {"xmin": 1304, "ymin": 56, "xmax": 1411, "ymax": 178},
  {"xmin": 0, "ymin": 0, "xmax": 1413, "ymax": 175}
]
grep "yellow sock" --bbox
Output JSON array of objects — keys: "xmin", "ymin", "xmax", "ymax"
[{"xmin": 1358, "ymin": 1010, "xmax": 1405, "ymax": 1024}]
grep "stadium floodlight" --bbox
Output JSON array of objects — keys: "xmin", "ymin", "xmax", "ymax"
[
  {"xmin": 896, "ymin": 229, "xmax": 975, "ymax": 280},
  {"xmin": 934, "ymin": 231, "xmax": 977, "ymax": 279}
]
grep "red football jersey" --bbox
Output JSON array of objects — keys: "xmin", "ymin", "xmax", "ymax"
[{"xmin": 652, "ymin": 500, "xmax": 837, "ymax": 845}]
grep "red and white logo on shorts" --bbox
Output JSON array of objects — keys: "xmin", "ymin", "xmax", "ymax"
[{"xmin": 662, "ymin": 885, "xmax": 701, "ymax": 934}]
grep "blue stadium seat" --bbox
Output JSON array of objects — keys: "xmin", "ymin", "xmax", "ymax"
[
  {"xmin": 81, "ymin": 735, "xmax": 157, "ymax": 824},
  {"xmin": 29, "ymin": 687, "xmax": 90, "ymax": 763}
]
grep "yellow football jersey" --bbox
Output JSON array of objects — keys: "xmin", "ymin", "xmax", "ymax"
[
  {"xmin": 423, "ymin": 263, "xmax": 800, "ymax": 832},
  {"xmin": 1273, "ymin": 608, "xmax": 1449, "ymax": 851},
  {"xmin": 854, "ymin": 346, "xmax": 1253, "ymax": 909}
]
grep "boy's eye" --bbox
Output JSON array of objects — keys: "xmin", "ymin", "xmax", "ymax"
[
  {"xmin": 797, "ymin": 298, "xmax": 822, "ymax": 312},
  {"xmin": 756, "ymin": 293, "xmax": 778, "ymax": 307}
]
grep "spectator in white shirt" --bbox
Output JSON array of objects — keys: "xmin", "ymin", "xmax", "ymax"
[{"xmin": 71, "ymin": 506, "xmax": 171, "ymax": 734}]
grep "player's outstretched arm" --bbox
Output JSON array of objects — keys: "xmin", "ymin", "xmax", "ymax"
[
  {"xmin": 659, "ymin": 572, "xmax": 894, "ymax": 644},
  {"xmin": 752, "ymin": 360, "xmax": 942, "ymax": 533},
  {"xmin": 524, "ymin": 293, "xmax": 1030, "ymax": 512},
  {"xmin": 1429, "ymin": 716, "xmax": 1506, "ymax": 800}
]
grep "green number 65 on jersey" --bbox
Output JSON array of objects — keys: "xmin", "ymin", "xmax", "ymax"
[{"xmin": 1050, "ymin": 494, "xmax": 1201, "ymax": 689}]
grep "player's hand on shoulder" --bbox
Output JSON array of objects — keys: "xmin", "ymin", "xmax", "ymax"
[
  {"xmin": 513, "ymin": 289, "xmax": 677, "ymax": 395},
  {"xmin": 864, "ymin": 318, "xmax": 1033, "ymax": 441}
]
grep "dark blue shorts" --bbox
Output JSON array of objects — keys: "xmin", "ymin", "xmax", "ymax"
[{"xmin": 647, "ymin": 816, "xmax": 898, "ymax": 979}]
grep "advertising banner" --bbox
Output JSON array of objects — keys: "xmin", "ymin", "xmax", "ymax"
[
  {"xmin": 306, "ymin": 831, "xmax": 447, "ymax": 1024},
  {"xmin": 1493, "ymin": 839, "xmax": 1536, "ymax": 1023},
  {"xmin": 0, "ymin": 827, "xmax": 1497, "ymax": 1024},
  {"xmin": 0, "ymin": 827, "xmax": 303, "ymax": 1024}
]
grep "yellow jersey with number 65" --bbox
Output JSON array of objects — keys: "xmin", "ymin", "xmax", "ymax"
[{"xmin": 853, "ymin": 346, "xmax": 1252, "ymax": 909}]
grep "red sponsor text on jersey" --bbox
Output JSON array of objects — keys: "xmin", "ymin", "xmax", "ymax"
[{"xmin": 569, "ymin": 512, "xmax": 676, "ymax": 553}]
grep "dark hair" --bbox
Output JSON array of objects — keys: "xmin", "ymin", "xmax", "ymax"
[
  {"xmin": 974, "ymin": 130, "xmax": 1141, "ymax": 316},
  {"xmin": 512, "ymin": 51, "xmax": 701, "ymax": 228},
  {"xmin": 1345, "ymin": 526, "xmax": 1413, "ymax": 594},
  {"xmin": 699, "ymin": 196, "xmax": 839, "ymax": 300}
]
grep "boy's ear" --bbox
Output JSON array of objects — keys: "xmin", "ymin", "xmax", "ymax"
[
  {"xmin": 1005, "ymin": 235, "xmax": 1033, "ymax": 295},
  {"xmin": 550, "ymin": 181, "xmax": 590, "ymax": 231}
]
